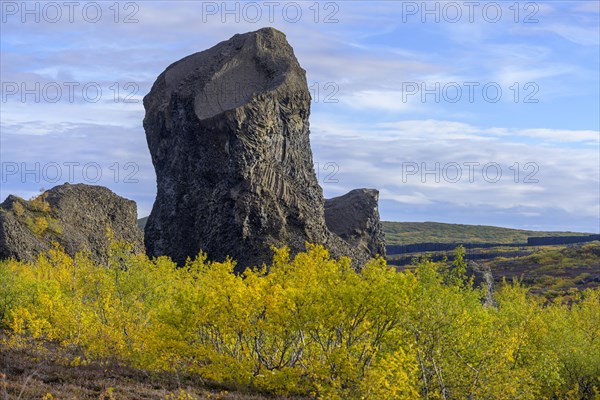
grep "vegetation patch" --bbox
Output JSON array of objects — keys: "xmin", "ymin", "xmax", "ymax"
[
  {"xmin": 9, "ymin": 191, "xmax": 63, "ymax": 237},
  {"xmin": 483, "ymin": 242, "xmax": 600, "ymax": 301},
  {"xmin": 1, "ymin": 242, "xmax": 598, "ymax": 399},
  {"xmin": 383, "ymin": 221, "xmax": 591, "ymax": 245}
]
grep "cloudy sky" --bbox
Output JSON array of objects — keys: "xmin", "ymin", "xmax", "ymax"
[{"xmin": 1, "ymin": 1, "xmax": 599, "ymax": 232}]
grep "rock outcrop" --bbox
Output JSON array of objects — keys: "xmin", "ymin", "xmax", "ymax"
[
  {"xmin": 325, "ymin": 189, "xmax": 386, "ymax": 257},
  {"xmin": 0, "ymin": 183, "xmax": 143, "ymax": 263},
  {"xmin": 143, "ymin": 27, "xmax": 381, "ymax": 269},
  {"xmin": 467, "ymin": 260, "xmax": 497, "ymax": 307}
]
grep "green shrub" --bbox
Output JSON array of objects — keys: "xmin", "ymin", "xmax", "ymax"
[{"xmin": 1, "ymin": 244, "xmax": 598, "ymax": 399}]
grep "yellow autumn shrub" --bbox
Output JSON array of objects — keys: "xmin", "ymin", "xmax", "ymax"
[{"xmin": 0, "ymin": 242, "xmax": 598, "ymax": 398}]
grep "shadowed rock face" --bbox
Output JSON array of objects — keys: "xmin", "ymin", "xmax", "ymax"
[
  {"xmin": 143, "ymin": 27, "xmax": 379, "ymax": 270},
  {"xmin": 325, "ymin": 189, "xmax": 386, "ymax": 257},
  {"xmin": 0, "ymin": 183, "xmax": 143, "ymax": 263}
]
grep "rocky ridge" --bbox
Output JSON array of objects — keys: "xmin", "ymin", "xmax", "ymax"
[{"xmin": 0, "ymin": 183, "xmax": 143, "ymax": 263}]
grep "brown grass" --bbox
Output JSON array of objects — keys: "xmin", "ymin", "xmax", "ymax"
[{"xmin": 0, "ymin": 337, "xmax": 307, "ymax": 400}]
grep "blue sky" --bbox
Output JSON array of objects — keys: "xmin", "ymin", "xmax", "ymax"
[{"xmin": 1, "ymin": 1, "xmax": 599, "ymax": 232}]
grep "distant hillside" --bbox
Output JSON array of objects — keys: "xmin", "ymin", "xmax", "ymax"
[
  {"xmin": 137, "ymin": 216, "xmax": 148, "ymax": 230},
  {"xmin": 138, "ymin": 217, "xmax": 592, "ymax": 246},
  {"xmin": 383, "ymin": 221, "xmax": 591, "ymax": 246}
]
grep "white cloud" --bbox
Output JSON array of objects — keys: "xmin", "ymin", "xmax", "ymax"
[
  {"xmin": 339, "ymin": 90, "xmax": 418, "ymax": 112},
  {"xmin": 1, "ymin": 1, "xmax": 598, "ymax": 231},
  {"xmin": 312, "ymin": 118, "xmax": 599, "ymax": 224},
  {"xmin": 541, "ymin": 24, "xmax": 600, "ymax": 46}
]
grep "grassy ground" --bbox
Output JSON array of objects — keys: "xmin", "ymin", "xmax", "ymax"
[
  {"xmin": 391, "ymin": 242, "xmax": 600, "ymax": 302},
  {"xmin": 484, "ymin": 242, "xmax": 600, "ymax": 299},
  {"xmin": 0, "ymin": 338, "xmax": 305, "ymax": 400},
  {"xmin": 382, "ymin": 221, "xmax": 591, "ymax": 246},
  {"xmin": 139, "ymin": 218, "xmax": 591, "ymax": 246}
]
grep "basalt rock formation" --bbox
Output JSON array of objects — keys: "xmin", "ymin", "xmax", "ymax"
[
  {"xmin": 143, "ymin": 27, "xmax": 383, "ymax": 269},
  {"xmin": 0, "ymin": 183, "xmax": 143, "ymax": 263},
  {"xmin": 325, "ymin": 189, "xmax": 386, "ymax": 257},
  {"xmin": 467, "ymin": 260, "xmax": 497, "ymax": 307}
]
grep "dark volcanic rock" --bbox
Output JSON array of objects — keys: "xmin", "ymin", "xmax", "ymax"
[
  {"xmin": 143, "ymin": 27, "xmax": 376, "ymax": 269},
  {"xmin": 467, "ymin": 260, "xmax": 497, "ymax": 307},
  {"xmin": 0, "ymin": 183, "xmax": 143, "ymax": 263},
  {"xmin": 325, "ymin": 189, "xmax": 386, "ymax": 257}
]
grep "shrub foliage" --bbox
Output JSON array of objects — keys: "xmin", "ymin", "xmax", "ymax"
[{"xmin": 0, "ymin": 241, "xmax": 598, "ymax": 399}]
